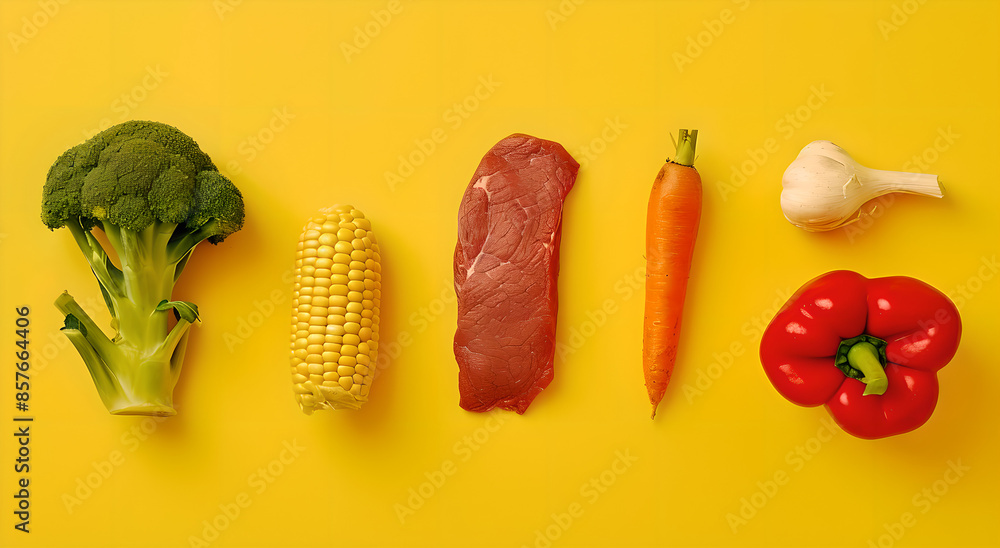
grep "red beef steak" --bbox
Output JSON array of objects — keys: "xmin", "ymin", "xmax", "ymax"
[{"xmin": 453, "ymin": 134, "xmax": 579, "ymax": 413}]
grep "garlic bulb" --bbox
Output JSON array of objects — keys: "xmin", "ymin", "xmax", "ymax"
[{"xmin": 780, "ymin": 140, "xmax": 943, "ymax": 231}]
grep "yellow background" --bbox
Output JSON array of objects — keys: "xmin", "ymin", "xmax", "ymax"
[{"xmin": 1, "ymin": 1, "xmax": 998, "ymax": 547}]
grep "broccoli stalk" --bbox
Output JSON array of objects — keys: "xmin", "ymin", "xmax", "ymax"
[{"xmin": 42, "ymin": 121, "xmax": 244, "ymax": 416}]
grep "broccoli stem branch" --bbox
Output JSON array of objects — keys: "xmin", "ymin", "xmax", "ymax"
[
  {"xmin": 55, "ymin": 292, "xmax": 116, "ymax": 357},
  {"xmin": 168, "ymin": 219, "xmax": 217, "ymax": 267},
  {"xmin": 162, "ymin": 319, "xmax": 192, "ymax": 361},
  {"xmin": 66, "ymin": 218, "xmax": 124, "ymax": 298},
  {"xmin": 165, "ymin": 320, "xmax": 192, "ymax": 379},
  {"xmin": 60, "ymin": 327, "xmax": 125, "ymax": 412}
]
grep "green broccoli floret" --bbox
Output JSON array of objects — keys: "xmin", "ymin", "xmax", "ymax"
[{"xmin": 42, "ymin": 120, "xmax": 245, "ymax": 416}]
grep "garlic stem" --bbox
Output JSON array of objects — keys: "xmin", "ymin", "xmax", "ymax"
[{"xmin": 854, "ymin": 166, "xmax": 943, "ymax": 198}]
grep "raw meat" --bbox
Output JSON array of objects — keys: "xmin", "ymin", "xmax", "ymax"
[{"xmin": 453, "ymin": 134, "xmax": 579, "ymax": 413}]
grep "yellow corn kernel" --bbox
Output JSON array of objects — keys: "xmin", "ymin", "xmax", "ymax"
[{"xmin": 290, "ymin": 205, "xmax": 381, "ymax": 414}]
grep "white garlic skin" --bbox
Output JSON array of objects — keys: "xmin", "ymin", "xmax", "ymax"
[{"xmin": 780, "ymin": 140, "xmax": 943, "ymax": 232}]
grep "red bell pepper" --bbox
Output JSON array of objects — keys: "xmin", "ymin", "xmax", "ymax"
[{"xmin": 760, "ymin": 270, "xmax": 961, "ymax": 439}]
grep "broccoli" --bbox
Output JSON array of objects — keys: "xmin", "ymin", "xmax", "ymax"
[{"xmin": 42, "ymin": 120, "xmax": 244, "ymax": 416}]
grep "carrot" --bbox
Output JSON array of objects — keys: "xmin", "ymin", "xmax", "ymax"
[{"xmin": 644, "ymin": 129, "xmax": 702, "ymax": 419}]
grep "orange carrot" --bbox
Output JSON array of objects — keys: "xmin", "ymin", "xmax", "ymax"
[{"xmin": 644, "ymin": 129, "xmax": 702, "ymax": 418}]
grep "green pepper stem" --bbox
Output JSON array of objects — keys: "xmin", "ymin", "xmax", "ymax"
[{"xmin": 847, "ymin": 342, "xmax": 888, "ymax": 396}]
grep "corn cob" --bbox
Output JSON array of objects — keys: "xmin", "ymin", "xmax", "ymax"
[{"xmin": 290, "ymin": 205, "xmax": 381, "ymax": 413}]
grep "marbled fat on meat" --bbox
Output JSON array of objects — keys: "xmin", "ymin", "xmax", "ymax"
[{"xmin": 453, "ymin": 134, "xmax": 579, "ymax": 413}]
